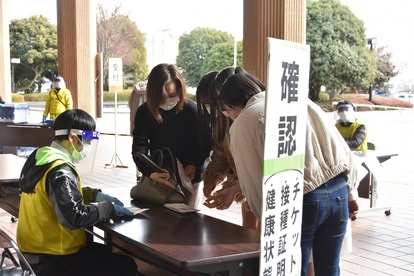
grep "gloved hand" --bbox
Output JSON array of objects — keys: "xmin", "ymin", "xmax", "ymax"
[
  {"xmin": 113, "ymin": 204, "xmax": 134, "ymax": 217},
  {"xmin": 42, "ymin": 116, "xmax": 47, "ymax": 123},
  {"xmin": 95, "ymin": 191, "xmax": 124, "ymax": 206}
]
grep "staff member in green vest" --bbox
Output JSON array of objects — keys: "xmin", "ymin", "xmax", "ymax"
[
  {"xmin": 43, "ymin": 75, "xmax": 73, "ymax": 121},
  {"xmin": 335, "ymin": 100, "xmax": 368, "ymax": 150}
]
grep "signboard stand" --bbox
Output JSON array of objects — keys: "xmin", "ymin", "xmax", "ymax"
[
  {"xmin": 105, "ymin": 58, "xmax": 128, "ymax": 169},
  {"xmin": 260, "ymin": 38, "xmax": 310, "ymax": 275}
]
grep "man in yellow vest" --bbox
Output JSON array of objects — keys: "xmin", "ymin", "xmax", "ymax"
[
  {"xmin": 335, "ymin": 100, "xmax": 367, "ymax": 151},
  {"xmin": 43, "ymin": 75, "xmax": 73, "ymax": 121}
]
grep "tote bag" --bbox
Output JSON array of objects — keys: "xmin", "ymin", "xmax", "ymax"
[{"xmin": 130, "ymin": 147, "xmax": 185, "ymax": 205}]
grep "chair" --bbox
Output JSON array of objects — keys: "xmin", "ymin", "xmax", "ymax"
[
  {"xmin": 367, "ymin": 142, "xmax": 376, "ymax": 150},
  {"xmin": 0, "ymin": 227, "xmax": 36, "ymax": 276}
]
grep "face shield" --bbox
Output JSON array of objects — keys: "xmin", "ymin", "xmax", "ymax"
[
  {"xmin": 74, "ymin": 130, "xmax": 99, "ymax": 173},
  {"xmin": 55, "ymin": 129, "xmax": 100, "ymax": 173},
  {"xmin": 54, "ymin": 81, "xmax": 61, "ymax": 89},
  {"xmin": 334, "ymin": 104, "xmax": 356, "ymax": 123}
]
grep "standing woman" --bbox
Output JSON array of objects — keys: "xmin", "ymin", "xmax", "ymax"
[
  {"xmin": 196, "ymin": 67, "xmax": 263, "ymax": 230},
  {"xmin": 220, "ymin": 73, "xmax": 359, "ymax": 276},
  {"xmin": 128, "ymin": 80, "xmax": 147, "ymax": 181},
  {"xmin": 131, "ymin": 63, "xmax": 209, "ymax": 208}
]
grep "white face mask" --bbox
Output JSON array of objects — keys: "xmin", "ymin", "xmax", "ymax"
[
  {"xmin": 160, "ymin": 96, "xmax": 179, "ymax": 111},
  {"xmin": 338, "ymin": 111, "xmax": 355, "ymax": 123},
  {"xmin": 71, "ymin": 139, "xmax": 90, "ymax": 161}
]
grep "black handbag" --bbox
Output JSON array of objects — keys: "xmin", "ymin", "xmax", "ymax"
[{"xmin": 130, "ymin": 147, "xmax": 185, "ymax": 205}]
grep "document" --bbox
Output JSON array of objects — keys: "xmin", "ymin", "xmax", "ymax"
[
  {"xmin": 176, "ymin": 159, "xmax": 195, "ymax": 193},
  {"xmin": 164, "ymin": 203, "xmax": 200, "ymax": 214},
  {"xmin": 127, "ymin": 206, "xmax": 149, "ymax": 215}
]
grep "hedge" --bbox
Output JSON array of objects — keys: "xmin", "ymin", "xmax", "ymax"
[
  {"xmin": 17, "ymin": 91, "xmax": 132, "ymax": 103},
  {"xmin": 16, "ymin": 90, "xmax": 196, "ymax": 103}
]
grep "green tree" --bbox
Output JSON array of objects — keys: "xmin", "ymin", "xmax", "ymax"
[
  {"xmin": 373, "ymin": 46, "xmax": 398, "ymax": 91},
  {"xmin": 176, "ymin": 28, "xmax": 233, "ymax": 87},
  {"xmin": 97, "ymin": 4, "xmax": 149, "ymax": 90},
  {"xmin": 201, "ymin": 41, "xmax": 243, "ymax": 75},
  {"xmin": 9, "ymin": 16, "xmax": 58, "ymax": 93},
  {"xmin": 306, "ymin": 0, "xmax": 376, "ymax": 101}
]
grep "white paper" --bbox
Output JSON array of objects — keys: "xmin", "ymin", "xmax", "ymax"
[
  {"xmin": 176, "ymin": 159, "xmax": 195, "ymax": 193},
  {"xmin": 127, "ymin": 206, "xmax": 149, "ymax": 215},
  {"xmin": 164, "ymin": 203, "xmax": 199, "ymax": 214}
]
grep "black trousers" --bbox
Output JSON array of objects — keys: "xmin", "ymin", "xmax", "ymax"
[{"xmin": 31, "ymin": 242, "xmax": 137, "ymax": 276}]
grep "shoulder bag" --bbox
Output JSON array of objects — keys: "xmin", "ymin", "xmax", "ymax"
[{"xmin": 130, "ymin": 147, "xmax": 185, "ymax": 205}]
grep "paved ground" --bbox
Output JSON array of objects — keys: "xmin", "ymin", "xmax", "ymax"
[{"xmin": 27, "ymin": 105, "xmax": 414, "ymax": 275}]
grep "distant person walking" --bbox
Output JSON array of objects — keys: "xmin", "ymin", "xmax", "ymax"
[
  {"xmin": 43, "ymin": 75, "xmax": 73, "ymax": 121},
  {"xmin": 128, "ymin": 80, "xmax": 147, "ymax": 180},
  {"xmin": 128, "ymin": 80, "xmax": 147, "ymax": 135}
]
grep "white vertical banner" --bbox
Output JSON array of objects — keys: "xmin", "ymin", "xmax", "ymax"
[
  {"xmin": 260, "ymin": 38, "xmax": 310, "ymax": 275},
  {"xmin": 106, "ymin": 58, "xmax": 127, "ymax": 168},
  {"xmin": 108, "ymin": 58, "xmax": 123, "ymax": 91}
]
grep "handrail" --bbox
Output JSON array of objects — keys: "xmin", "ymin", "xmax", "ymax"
[{"xmin": 331, "ymin": 101, "xmax": 413, "ymax": 111}]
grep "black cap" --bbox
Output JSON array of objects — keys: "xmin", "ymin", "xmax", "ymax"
[{"xmin": 54, "ymin": 76, "xmax": 63, "ymax": 82}]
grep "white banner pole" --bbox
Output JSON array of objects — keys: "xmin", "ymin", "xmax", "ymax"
[{"xmin": 106, "ymin": 58, "xmax": 127, "ymax": 168}]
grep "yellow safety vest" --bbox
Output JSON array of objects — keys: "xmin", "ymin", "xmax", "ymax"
[
  {"xmin": 17, "ymin": 160, "xmax": 86, "ymax": 255},
  {"xmin": 335, "ymin": 121, "xmax": 368, "ymax": 151}
]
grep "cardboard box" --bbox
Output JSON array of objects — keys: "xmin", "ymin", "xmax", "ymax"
[{"xmin": 0, "ymin": 103, "xmax": 29, "ymax": 123}]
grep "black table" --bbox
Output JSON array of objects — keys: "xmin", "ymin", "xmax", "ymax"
[
  {"xmin": 0, "ymin": 122, "xmax": 54, "ymax": 148},
  {"xmin": 95, "ymin": 200, "xmax": 260, "ymax": 275}
]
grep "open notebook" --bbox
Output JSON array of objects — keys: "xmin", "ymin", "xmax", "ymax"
[{"xmin": 164, "ymin": 203, "xmax": 200, "ymax": 214}]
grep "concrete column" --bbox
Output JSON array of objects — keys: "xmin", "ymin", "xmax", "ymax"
[
  {"xmin": 57, "ymin": 0, "xmax": 97, "ymax": 117},
  {"xmin": 0, "ymin": 0, "xmax": 12, "ymax": 102},
  {"xmin": 243, "ymin": 0, "xmax": 306, "ymax": 84}
]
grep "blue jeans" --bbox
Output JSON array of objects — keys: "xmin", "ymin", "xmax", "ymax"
[{"xmin": 301, "ymin": 174, "xmax": 349, "ymax": 276}]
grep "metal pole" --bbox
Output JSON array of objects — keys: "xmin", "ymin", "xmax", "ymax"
[
  {"xmin": 368, "ymin": 42, "xmax": 373, "ymax": 102},
  {"xmin": 233, "ymin": 35, "xmax": 237, "ymax": 67},
  {"xmin": 11, "ymin": 63, "xmax": 15, "ymax": 92},
  {"xmin": 10, "ymin": 58, "xmax": 20, "ymax": 93}
]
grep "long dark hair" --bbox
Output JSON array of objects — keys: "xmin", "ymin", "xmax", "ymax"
[
  {"xmin": 146, "ymin": 63, "xmax": 188, "ymax": 123},
  {"xmin": 213, "ymin": 66, "xmax": 265, "ymax": 143},
  {"xmin": 196, "ymin": 71, "xmax": 218, "ymax": 149},
  {"xmin": 220, "ymin": 74, "xmax": 263, "ymax": 109}
]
